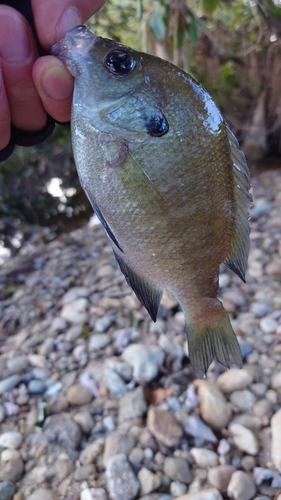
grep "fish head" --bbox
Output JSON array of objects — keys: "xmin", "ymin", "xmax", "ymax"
[{"xmin": 51, "ymin": 26, "xmax": 168, "ymax": 139}]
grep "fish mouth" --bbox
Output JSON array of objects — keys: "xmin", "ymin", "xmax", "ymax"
[{"xmin": 51, "ymin": 25, "xmax": 98, "ymax": 76}]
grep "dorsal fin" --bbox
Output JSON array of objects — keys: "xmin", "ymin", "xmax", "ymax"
[
  {"xmin": 224, "ymin": 125, "xmax": 252, "ymax": 282},
  {"xmin": 113, "ymin": 250, "xmax": 163, "ymax": 322}
]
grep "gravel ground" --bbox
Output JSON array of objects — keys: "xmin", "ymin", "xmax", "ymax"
[{"xmin": 1, "ymin": 168, "xmax": 281, "ymax": 500}]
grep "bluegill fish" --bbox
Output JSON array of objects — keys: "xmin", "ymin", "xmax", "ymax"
[{"xmin": 52, "ymin": 26, "xmax": 252, "ymax": 378}]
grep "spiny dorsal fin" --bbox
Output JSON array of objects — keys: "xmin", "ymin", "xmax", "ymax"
[
  {"xmin": 224, "ymin": 125, "xmax": 253, "ymax": 282},
  {"xmin": 113, "ymin": 250, "xmax": 163, "ymax": 322}
]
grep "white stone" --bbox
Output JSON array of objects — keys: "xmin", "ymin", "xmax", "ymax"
[
  {"xmin": 216, "ymin": 369, "xmax": 253, "ymax": 393},
  {"xmin": 122, "ymin": 344, "xmax": 165, "ymax": 382},
  {"xmin": 228, "ymin": 423, "xmax": 259, "ymax": 455},
  {"xmin": 137, "ymin": 467, "xmax": 161, "ymax": 495},
  {"xmin": 227, "ymin": 471, "xmax": 256, "ymax": 500},
  {"xmin": 0, "ymin": 431, "xmax": 23, "ymax": 449},
  {"xmin": 229, "ymin": 389, "xmax": 257, "ymax": 411},
  {"xmin": 174, "ymin": 488, "xmax": 223, "ymax": 499},
  {"xmin": 190, "ymin": 448, "xmax": 219, "ymax": 468}
]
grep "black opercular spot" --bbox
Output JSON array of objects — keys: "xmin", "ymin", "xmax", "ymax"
[
  {"xmin": 104, "ymin": 50, "xmax": 136, "ymax": 76},
  {"xmin": 145, "ymin": 113, "xmax": 169, "ymax": 137}
]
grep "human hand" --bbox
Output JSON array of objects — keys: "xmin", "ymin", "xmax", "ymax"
[{"xmin": 0, "ymin": 0, "xmax": 106, "ymax": 157}]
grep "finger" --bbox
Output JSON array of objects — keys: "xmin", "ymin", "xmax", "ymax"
[
  {"xmin": 0, "ymin": 66, "xmax": 11, "ymax": 149},
  {"xmin": 33, "ymin": 56, "xmax": 73, "ymax": 123},
  {"xmin": 0, "ymin": 6, "xmax": 46, "ymax": 132},
  {"xmin": 32, "ymin": 0, "xmax": 106, "ymax": 49}
]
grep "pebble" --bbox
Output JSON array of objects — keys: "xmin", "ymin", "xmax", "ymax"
[
  {"xmin": 207, "ymin": 465, "xmax": 236, "ymax": 492},
  {"xmin": 0, "ymin": 481, "xmax": 16, "ymax": 500},
  {"xmin": 105, "ymin": 357, "xmax": 132, "ymax": 381},
  {"xmin": 195, "ymin": 380, "xmax": 231, "ymax": 429},
  {"xmin": 0, "ymin": 374, "xmax": 21, "ymax": 395},
  {"xmin": 80, "ymin": 488, "xmax": 108, "ymax": 500},
  {"xmin": 28, "ymin": 489, "xmax": 58, "ymax": 500},
  {"xmin": 147, "ymin": 408, "xmax": 183, "ymax": 447},
  {"xmin": 228, "ymin": 423, "xmax": 259, "ymax": 455},
  {"xmin": 67, "ymin": 384, "xmax": 93, "ymax": 405},
  {"xmin": 174, "ymin": 489, "xmax": 223, "ymax": 499},
  {"xmin": 227, "ymin": 471, "xmax": 256, "ymax": 500},
  {"xmin": 122, "ymin": 344, "xmax": 165, "ymax": 382},
  {"xmin": 0, "ymin": 431, "xmax": 23, "ymax": 449},
  {"xmin": 138, "ymin": 467, "xmax": 161, "ymax": 495},
  {"xmin": 73, "ymin": 464, "xmax": 96, "ymax": 481},
  {"xmin": 106, "ymin": 453, "xmax": 140, "ymax": 500},
  {"xmin": 190, "ymin": 448, "xmax": 219, "ymax": 468},
  {"xmin": 216, "ymin": 369, "xmax": 253, "ymax": 392},
  {"xmin": 73, "ymin": 410, "xmax": 95, "ymax": 434},
  {"xmin": 0, "ymin": 456, "xmax": 24, "ymax": 482},
  {"xmin": 103, "ymin": 431, "xmax": 135, "ymax": 466},
  {"xmin": 129, "ymin": 447, "xmax": 144, "ymax": 464},
  {"xmin": 79, "ymin": 438, "xmax": 104, "ymax": 465},
  {"xmin": 94, "ymin": 315, "xmax": 115, "ymax": 333},
  {"xmin": 43, "ymin": 413, "xmax": 82, "ymax": 451},
  {"xmin": 271, "ymin": 408, "xmax": 281, "ymax": 472},
  {"xmin": 28, "ymin": 379, "xmax": 46, "ymax": 394},
  {"xmin": 229, "ymin": 389, "xmax": 256, "ymax": 411},
  {"xmin": 170, "ymin": 481, "xmax": 187, "ymax": 496},
  {"xmin": 163, "ymin": 457, "xmax": 192, "ymax": 484},
  {"xmin": 6, "ymin": 355, "xmax": 28, "ymax": 373},
  {"xmin": 61, "ymin": 299, "xmax": 88, "ymax": 324},
  {"xmin": 0, "ymin": 404, "xmax": 6, "ymax": 423},
  {"xmin": 118, "ymin": 386, "xmax": 147, "ymax": 423},
  {"xmin": 1, "ymin": 449, "xmax": 21, "ymax": 462},
  {"xmin": 102, "ymin": 367, "xmax": 126, "ymax": 396},
  {"xmin": 260, "ymin": 316, "xmax": 278, "ymax": 334},
  {"xmin": 89, "ymin": 333, "xmax": 111, "ymax": 351}
]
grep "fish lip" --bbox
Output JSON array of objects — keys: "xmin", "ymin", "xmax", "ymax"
[{"xmin": 51, "ymin": 25, "xmax": 98, "ymax": 75}]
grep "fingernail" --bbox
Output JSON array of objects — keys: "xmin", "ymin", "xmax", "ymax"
[
  {"xmin": 41, "ymin": 62, "xmax": 73, "ymax": 100},
  {"xmin": 56, "ymin": 6, "xmax": 82, "ymax": 41},
  {"xmin": 0, "ymin": 15, "xmax": 31, "ymax": 62}
]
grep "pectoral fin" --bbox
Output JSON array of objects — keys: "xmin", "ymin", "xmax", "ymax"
[
  {"xmin": 113, "ymin": 250, "xmax": 163, "ymax": 322},
  {"xmin": 84, "ymin": 189, "xmax": 123, "ymax": 252},
  {"xmin": 224, "ymin": 125, "xmax": 252, "ymax": 282}
]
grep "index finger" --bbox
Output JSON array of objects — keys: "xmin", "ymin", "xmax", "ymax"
[{"xmin": 32, "ymin": 0, "xmax": 106, "ymax": 50}]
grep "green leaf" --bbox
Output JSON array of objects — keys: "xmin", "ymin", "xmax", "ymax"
[
  {"xmin": 203, "ymin": 0, "xmax": 221, "ymax": 14},
  {"xmin": 150, "ymin": 11, "xmax": 166, "ymax": 40},
  {"xmin": 188, "ymin": 17, "xmax": 198, "ymax": 44}
]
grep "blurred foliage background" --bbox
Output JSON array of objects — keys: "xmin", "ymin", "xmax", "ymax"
[{"xmin": 1, "ymin": 0, "xmax": 281, "ymax": 261}]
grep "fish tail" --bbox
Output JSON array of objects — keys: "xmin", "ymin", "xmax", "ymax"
[{"xmin": 184, "ymin": 298, "xmax": 242, "ymax": 378}]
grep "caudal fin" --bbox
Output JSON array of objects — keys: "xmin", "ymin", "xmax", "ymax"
[{"xmin": 185, "ymin": 300, "xmax": 242, "ymax": 378}]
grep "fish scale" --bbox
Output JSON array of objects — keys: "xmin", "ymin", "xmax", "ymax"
[{"xmin": 52, "ymin": 25, "xmax": 252, "ymax": 377}]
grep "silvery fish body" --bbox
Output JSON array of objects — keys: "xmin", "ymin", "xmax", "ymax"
[{"xmin": 52, "ymin": 26, "xmax": 252, "ymax": 377}]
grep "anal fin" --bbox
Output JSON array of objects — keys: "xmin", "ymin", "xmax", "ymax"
[{"xmin": 113, "ymin": 251, "xmax": 163, "ymax": 322}]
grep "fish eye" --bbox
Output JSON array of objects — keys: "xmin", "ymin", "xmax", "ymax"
[{"xmin": 104, "ymin": 50, "xmax": 136, "ymax": 76}]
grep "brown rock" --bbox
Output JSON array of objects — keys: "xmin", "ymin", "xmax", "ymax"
[
  {"xmin": 195, "ymin": 380, "xmax": 231, "ymax": 429},
  {"xmin": 147, "ymin": 408, "xmax": 183, "ymax": 447},
  {"xmin": 265, "ymin": 260, "xmax": 281, "ymax": 276},
  {"xmin": 67, "ymin": 384, "xmax": 92, "ymax": 406},
  {"xmin": 208, "ymin": 465, "xmax": 236, "ymax": 492},
  {"xmin": 103, "ymin": 431, "xmax": 135, "ymax": 466}
]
